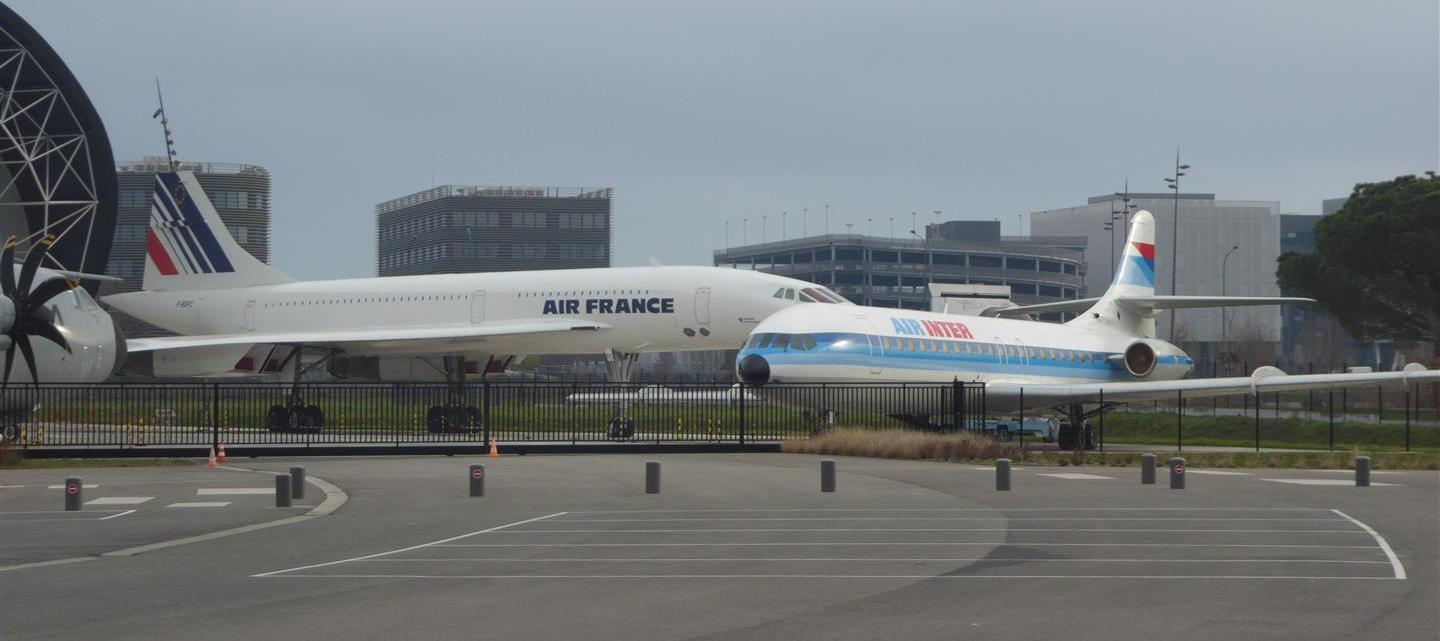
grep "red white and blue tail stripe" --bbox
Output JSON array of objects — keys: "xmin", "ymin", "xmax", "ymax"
[
  {"xmin": 146, "ymin": 173, "xmax": 235, "ymax": 276},
  {"xmin": 141, "ymin": 171, "xmax": 290, "ymax": 291}
]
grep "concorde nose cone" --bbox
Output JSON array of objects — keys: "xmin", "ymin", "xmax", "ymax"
[{"xmin": 737, "ymin": 354, "xmax": 770, "ymax": 385}]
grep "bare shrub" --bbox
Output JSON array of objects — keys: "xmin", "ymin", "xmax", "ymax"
[{"xmin": 781, "ymin": 428, "xmax": 1020, "ymax": 461}]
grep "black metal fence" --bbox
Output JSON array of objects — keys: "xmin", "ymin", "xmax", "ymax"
[{"xmin": 3, "ymin": 381, "xmax": 987, "ymax": 454}]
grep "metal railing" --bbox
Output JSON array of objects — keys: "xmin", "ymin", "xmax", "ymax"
[{"xmin": 3, "ymin": 381, "xmax": 986, "ymax": 454}]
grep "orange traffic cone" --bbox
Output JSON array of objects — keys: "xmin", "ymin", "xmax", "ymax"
[
  {"xmin": 488, "ymin": 440, "xmax": 500, "ymax": 458},
  {"xmin": 207, "ymin": 446, "xmax": 217, "ymax": 468},
  {"xmin": 217, "ymin": 440, "xmax": 228, "ymax": 463}
]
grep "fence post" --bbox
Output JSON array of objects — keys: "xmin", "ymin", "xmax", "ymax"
[
  {"xmin": 1405, "ymin": 385, "xmax": 1411, "ymax": 452},
  {"xmin": 1254, "ymin": 391, "xmax": 1261, "ymax": 452},
  {"xmin": 1328, "ymin": 389, "xmax": 1335, "ymax": 451},
  {"xmin": 738, "ymin": 382, "xmax": 747, "ymax": 446},
  {"xmin": 1098, "ymin": 389, "xmax": 1104, "ymax": 452},
  {"xmin": 211, "ymin": 383, "xmax": 220, "ymax": 453},
  {"xmin": 1018, "ymin": 387, "xmax": 1024, "ymax": 447},
  {"xmin": 482, "ymin": 380, "xmax": 491, "ymax": 447},
  {"xmin": 951, "ymin": 379, "xmax": 960, "ymax": 432},
  {"xmin": 1176, "ymin": 390, "xmax": 1182, "ymax": 451}
]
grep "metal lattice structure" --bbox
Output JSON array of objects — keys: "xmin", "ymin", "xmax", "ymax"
[{"xmin": 0, "ymin": 4, "xmax": 117, "ymax": 293}]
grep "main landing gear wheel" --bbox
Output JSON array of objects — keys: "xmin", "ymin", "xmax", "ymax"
[
  {"xmin": 426, "ymin": 405, "xmax": 481, "ymax": 433},
  {"xmin": 267, "ymin": 404, "xmax": 325, "ymax": 433},
  {"xmin": 607, "ymin": 417, "xmax": 636, "ymax": 439}
]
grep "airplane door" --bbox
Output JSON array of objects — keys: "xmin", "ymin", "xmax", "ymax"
[
  {"xmin": 694, "ymin": 287, "xmax": 711, "ymax": 325},
  {"xmin": 1013, "ymin": 338, "xmax": 1030, "ymax": 367},
  {"xmin": 859, "ymin": 316, "xmax": 884, "ymax": 375},
  {"xmin": 470, "ymin": 290, "xmax": 486, "ymax": 323},
  {"xmin": 992, "ymin": 337, "xmax": 1007, "ymax": 366},
  {"xmin": 243, "ymin": 300, "xmax": 255, "ymax": 331}
]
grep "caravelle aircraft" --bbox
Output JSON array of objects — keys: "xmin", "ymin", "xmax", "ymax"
[
  {"xmin": 735, "ymin": 210, "xmax": 1439, "ymax": 448},
  {"xmin": 103, "ymin": 171, "xmax": 845, "ymax": 432}
]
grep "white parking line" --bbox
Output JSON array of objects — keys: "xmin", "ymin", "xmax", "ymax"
[
  {"xmin": 1037, "ymin": 473, "xmax": 1113, "ymax": 480},
  {"xmin": 566, "ymin": 507, "xmax": 1333, "ymax": 514},
  {"xmin": 432, "ymin": 542, "xmax": 1378, "ymax": 549},
  {"xmin": 369, "ymin": 558, "xmax": 1389, "ymax": 564},
  {"xmin": 1331, "ymin": 509, "xmax": 1405, "ymax": 580},
  {"xmin": 46, "ymin": 484, "xmax": 99, "ymax": 489},
  {"xmin": 497, "ymin": 527, "xmax": 1367, "ymax": 534},
  {"xmin": 553, "ymin": 517, "xmax": 1346, "ymax": 523},
  {"xmin": 197, "ymin": 488, "xmax": 273, "ymax": 495},
  {"xmin": 252, "ymin": 511, "xmax": 569, "ymax": 578},
  {"xmin": 99, "ymin": 510, "xmax": 136, "ymax": 520},
  {"xmin": 84, "ymin": 497, "xmax": 153, "ymax": 506},
  {"xmin": 1185, "ymin": 470, "xmax": 1252, "ymax": 476},
  {"xmin": 1260, "ymin": 479, "xmax": 1401, "ymax": 487},
  {"xmin": 166, "ymin": 502, "xmax": 232, "ymax": 508},
  {"xmin": 264, "ymin": 573, "xmax": 1396, "ymax": 581}
]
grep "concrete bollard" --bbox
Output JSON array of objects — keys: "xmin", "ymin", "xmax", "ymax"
[
  {"xmin": 996, "ymin": 459, "xmax": 1011, "ymax": 491},
  {"xmin": 275, "ymin": 474, "xmax": 292, "ymax": 507},
  {"xmin": 469, "ymin": 464, "xmax": 486, "ymax": 497},
  {"xmin": 1168, "ymin": 457, "xmax": 1185, "ymax": 490},
  {"xmin": 64, "ymin": 476, "xmax": 82, "ymax": 511},
  {"xmin": 820, "ymin": 459, "xmax": 836, "ymax": 493},
  {"xmin": 645, "ymin": 460, "xmax": 661, "ymax": 494},
  {"xmin": 1141, "ymin": 453, "xmax": 1156, "ymax": 485},
  {"xmin": 1354, "ymin": 456, "xmax": 1370, "ymax": 487},
  {"xmin": 289, "ymin": 466, "xmax": 306, "ymax": 499}
]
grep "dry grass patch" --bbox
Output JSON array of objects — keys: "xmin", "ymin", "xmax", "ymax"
[{"xmin": 783, "ymin": 428, "xmax": 1020, "ymax": 462}]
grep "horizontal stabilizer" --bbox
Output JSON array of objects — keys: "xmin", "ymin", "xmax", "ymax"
[
  {"xmin": 126, "ymin": 319, "xmax": 610, "ymax": 353},
  {"xmin": 994, "ymin": 295, "xmax": 1314, "ymax": 318}
]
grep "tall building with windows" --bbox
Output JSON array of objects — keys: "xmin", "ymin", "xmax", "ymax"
[
  {"xmin": 104, "ymin": 157, "xmax": 271, "ymax": 337},
  {"xmin": 714, "ymin": 220, "xmax": 1087, "ymax": 315},
  {"xmin": 375, "ymin": 185, "xmax": 613, "ymax": 276}
]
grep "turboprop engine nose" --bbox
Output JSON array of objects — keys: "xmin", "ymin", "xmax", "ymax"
[{"xmin": 737, "ymin": 354, "xmax": 770, "ymax": 385}]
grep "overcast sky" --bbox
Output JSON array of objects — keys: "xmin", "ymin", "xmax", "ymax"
[{"xmin": 13, "ymin": 0, "xmax": 1438, "ymax": 280}]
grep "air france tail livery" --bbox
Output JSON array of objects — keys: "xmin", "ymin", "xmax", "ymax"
[
  {"xmin": 736, "ymin": 210, "xmax": 1438, "ymax": 447},
  {"xmin": 103, "ymin": 171, "xmax": 846, "ymax": 430}
]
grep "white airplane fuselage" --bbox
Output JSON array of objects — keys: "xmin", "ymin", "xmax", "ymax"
[
  {"xmin": 107, "ymin": 265, "xmax": 814, "ymax": 359},
  {"xmin": 735, "ymin": 302, "xmax": 1195, "ymax": 386}
]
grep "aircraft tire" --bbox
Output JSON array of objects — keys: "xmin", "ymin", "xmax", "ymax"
[
  {"xmin": 465, "ymin": 406, "xmax": 482, "ymax": 430},
  {"xmin": 996, "ymin": 427, "xmax": 1012, "ymax": 442},
  {"xmin": 306, "ymin": 405, "xmax": 325, "ymax": 431},
  {"xmin": 267, "ymin": 405, "xmax": 288, "ymax": 432},
  {"xmin": 1057, "ymin": 424, "xmax": 1078, "ymax": 450},
  {"xmin": 426, "ymin": 405, "xmax": 445, "ymax": 433}
]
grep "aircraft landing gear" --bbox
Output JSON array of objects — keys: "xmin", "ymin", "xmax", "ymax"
[
  {"xmin": 604, "ymin": 349, "xmax": 640, "ymax": 440},
  {"xmin": 1056, "ymin": 403, "xmax": 1101, "ymax": 450},
  {"xmin": 266, "ymin": 348, "xmax": 330, "ymax": 433},
  {"xmin": 426, "ymin": 355, "xmax": 482, "ymax": 434}
]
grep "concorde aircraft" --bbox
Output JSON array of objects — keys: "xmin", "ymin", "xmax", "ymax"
[
  {"xmin": 734, "ymin": 210, "xmax": 1439, "ymax": 448},
  {"xmin": 103, "ymin": 171, "xmax": 845, "ymax": 432}
]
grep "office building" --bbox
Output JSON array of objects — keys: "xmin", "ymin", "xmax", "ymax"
[
  {"xmin": 376, "ymin": 185, "xmax": 613, "ymax": 276},
  {"xmin": 714, "ymin": 220, "xmax": 1087, "ymax": 314},
  {"xmin": 1032, "ymin": 193, "xmax": 1282, "ymax": 364}
]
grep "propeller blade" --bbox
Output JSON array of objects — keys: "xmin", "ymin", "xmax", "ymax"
[
  {"xmin": 1, "ymin": 341, "xmax": 14, "ymax": 389},
  {"xmin": 23, "ymin": 316, "xmax": 70, "ymax": 353},
  {"xmin": 17, "ymin": 236, "xmax": 53, "ymax": 297},
  {"xmin": 1, "ymin": 236, "xmax": 15, "ymax": 298},
  {"xmin": 15, "ymin": 333, "xmax": 37, "ymax": 386},
  {"xmin": 23, "ymin": 277, "xmax": 77, "ymax": 314}
]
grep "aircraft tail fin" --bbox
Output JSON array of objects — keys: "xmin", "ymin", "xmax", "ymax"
[{"xmin": 142, "ymin": 171, "xmax": 291, "ymax": 291}]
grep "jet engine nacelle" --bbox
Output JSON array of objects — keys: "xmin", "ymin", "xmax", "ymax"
[{"xmin": 1123, "ymin": 340, "xmax": 1162, "ymax": 378}]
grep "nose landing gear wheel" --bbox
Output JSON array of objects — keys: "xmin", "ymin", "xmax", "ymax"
[{"xmin": 607, "ymin": 417, "xmax": 636, "ymax": 439}]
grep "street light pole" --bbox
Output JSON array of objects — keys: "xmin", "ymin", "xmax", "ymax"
[
  {"xmin": 782, "ymin": 211, "xmax": 787, "ymax": 242},
  {"xmin": 1221, "ymin": 244, "xmax": 1239, "ymax": 359},
  {"xmin": 1163, "ymin": 152, "xmax": 1191, "ymax": 342}
]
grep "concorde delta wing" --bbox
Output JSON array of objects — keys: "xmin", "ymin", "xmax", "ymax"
[{"xmin": 125, "ymin": 319, "xmax": 611, "ymax": 353}]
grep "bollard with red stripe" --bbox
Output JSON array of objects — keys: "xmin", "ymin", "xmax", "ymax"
[{"xmin": 64, "ymin": 476, "xmax": 82, "ymax": 511}]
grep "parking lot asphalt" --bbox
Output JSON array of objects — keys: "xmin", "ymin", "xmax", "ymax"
[{"xmin": 1, "ymin": 454, "xmax": 1435, "ymax": 641}]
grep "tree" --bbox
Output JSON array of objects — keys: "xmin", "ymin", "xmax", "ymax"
[{"xmin": 1277, "ymin": 172, "xmax": 1440, "ymax": 360}]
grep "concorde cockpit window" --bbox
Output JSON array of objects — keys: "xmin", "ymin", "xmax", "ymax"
[{"xmin": 799, "ymin": 287, "xmax": 847, "ymax": 304}]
